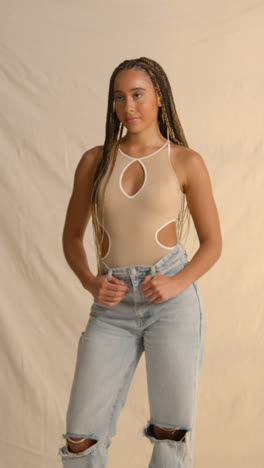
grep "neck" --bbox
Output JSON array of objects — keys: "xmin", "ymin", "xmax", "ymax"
[{"xmin": 120, "ymin": 129, "xmax": 167, "ymax": 149}]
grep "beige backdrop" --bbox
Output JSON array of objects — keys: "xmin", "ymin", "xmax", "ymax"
[{"xmin": 1, "ymin": 1, "xmax": 263, "ymax": 467}]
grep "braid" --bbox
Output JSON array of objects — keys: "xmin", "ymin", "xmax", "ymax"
[{"xmin": 91, "ymin": 57, "xmax": 191, "ymax": 274}]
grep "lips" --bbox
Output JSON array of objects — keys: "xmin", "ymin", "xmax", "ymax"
[{"xmin": 126, "ymin": 117, "xmax": 139, "ymax": 123}]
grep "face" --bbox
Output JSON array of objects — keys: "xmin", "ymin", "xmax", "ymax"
[{"xmin": 113, "ymin": 68, "xmax": 161, "ymax": 133}]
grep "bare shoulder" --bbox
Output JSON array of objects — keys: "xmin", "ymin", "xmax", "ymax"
[
  {"xmin": 170, "ymin": 142, "xmax": 209, "ymax": 193},
  {"xmin": 75, "ymin": 144, "xmax": 103, "ymax": 176},
  {"xmin": 72, "ymin": 145, "xmax": 104, "ymax": 187}
]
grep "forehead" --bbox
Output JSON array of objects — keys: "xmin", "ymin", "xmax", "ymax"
[{"xmin": 113, "ymin": 68, "xmax": 153, "ymax": 93}]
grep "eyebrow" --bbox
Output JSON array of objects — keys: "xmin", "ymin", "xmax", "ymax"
[{"xmin": 113, "ymin": 87, "xmax": 146, "ymax": 94}]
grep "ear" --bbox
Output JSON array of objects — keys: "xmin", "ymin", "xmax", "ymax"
[{"xmin": 155, "ymin": 89, "xmax": 162, "ymax": 108}]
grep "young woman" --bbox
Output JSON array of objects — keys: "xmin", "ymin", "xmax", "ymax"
[{"xmin": 58, "ymin": 57, "xmax": 222, "ymax": 468}]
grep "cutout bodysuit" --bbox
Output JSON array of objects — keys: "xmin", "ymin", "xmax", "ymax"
[{"xmin": 97, "ymin": 139, "xmax": 185, "ymax": 269}]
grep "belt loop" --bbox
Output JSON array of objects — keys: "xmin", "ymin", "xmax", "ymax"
[
  {"xmin": 107, "ymin": 269, "xmax": 113, "ymax": 282},
  {"xmin": 150, "ymin": 265, "xmax": 156, "ymax": 279}
]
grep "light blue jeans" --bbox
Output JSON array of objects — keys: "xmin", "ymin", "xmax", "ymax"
[{"xmin": 58, "ymin": 241, "xmax": 207, "ymax": 467}]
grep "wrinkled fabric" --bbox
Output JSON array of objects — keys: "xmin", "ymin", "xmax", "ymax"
[{"xmin": 58, "ymin": 242, "xmax": 206, "ymax": 467}]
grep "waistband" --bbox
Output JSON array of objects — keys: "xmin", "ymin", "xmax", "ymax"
[{"xmin": 100, "ymin": 241, "xmax": 187, "ymax": 281}]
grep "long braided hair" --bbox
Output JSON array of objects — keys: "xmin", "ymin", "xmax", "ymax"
[{"xmin": 91, "ymin": 57, "xmax": 191, "ymax": 274}]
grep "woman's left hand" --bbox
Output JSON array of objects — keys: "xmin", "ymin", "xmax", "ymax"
[{"xmin": 140, "ymin": 272, "xmax": 182, "ymax": 303}]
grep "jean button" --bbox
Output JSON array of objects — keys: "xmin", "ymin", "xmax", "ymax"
[{"xmin": 131, "ymin": 267, "xmax": 137, "ymax": 274}]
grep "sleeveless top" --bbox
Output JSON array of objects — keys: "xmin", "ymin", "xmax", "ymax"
[{"xmin": 97, "ymin": 139, "xmax": 185, "ymax": 269}]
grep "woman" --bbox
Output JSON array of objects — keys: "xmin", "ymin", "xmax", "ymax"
[{"xmin": 58, "ymin": 57, "xmax": 222, "ymax": 468}]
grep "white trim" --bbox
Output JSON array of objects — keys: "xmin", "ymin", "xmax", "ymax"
[
  {"xmin": 99, "ymin": 223, "xmax": 111, "ymax": 260},
  {"xmin": 119, "ymin": 139, "xmax": 169, "ymax": 160},
  {"xmin": 155, "ymin": 219, "xmax": 178, "ymax": 250},
  {"xmin": 119, "ymin": 159, "xmax": 147, "ymax": 199}
]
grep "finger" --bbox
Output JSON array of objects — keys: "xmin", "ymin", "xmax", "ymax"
[
  {"xmin": 103, "ymin": 288, "xmax": 128, "ymax": 300},
  {"xmin": 97, "ymin": 293, "xmax": 126, "ymax": 307},
  {"xmin": 110, "ymin": 276, "xmax": 127, "ymax": 286},
  {"xmin": 141, "ymin": 275, "xmax": 155, "ymax": 292},
  {"xmin": 107, "ymin": 276, "xmax": 129, "ymax": 291},
  {"xmin": 141, "ymin": 274, "xmax": 152, "ymax": 287},
  {"xmin": 147, "ymin": 292, "xmax": 160, "ymax": 302},
  {"xmin": 142, "ymin": 274, "xmax": 152, "ymax": 281}
]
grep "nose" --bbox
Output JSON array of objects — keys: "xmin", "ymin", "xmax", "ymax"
[{"xmin": 123, "ymin": 96, "xmax": 136, "ymax": 113}]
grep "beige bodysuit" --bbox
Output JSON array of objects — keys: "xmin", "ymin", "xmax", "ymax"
[{"xmin": 97, "ymin": 139, "xmax": 185, "ymax": 269}]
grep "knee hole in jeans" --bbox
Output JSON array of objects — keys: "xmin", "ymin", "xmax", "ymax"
[
  {"xmin": 152, "ymin": 424, "xmax": 187, "ymax": 442},
  {"xmin": 67, "ymin": 436, "xmax": 97, "ymax": 453}
]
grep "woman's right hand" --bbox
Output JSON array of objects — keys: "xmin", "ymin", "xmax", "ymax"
[{"xmin": 82, "ymin": 273, "xmax": 130, "ymax": 307}]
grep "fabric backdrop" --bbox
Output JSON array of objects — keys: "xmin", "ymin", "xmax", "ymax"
[{"xmin": 0, "ymin": 1, "xmax": 263, "ymax": 467}]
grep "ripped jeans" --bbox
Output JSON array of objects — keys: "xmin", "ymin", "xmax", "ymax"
[{"xmin": 58, "ymin": 241, "xmax": 207, "ymax": 467}]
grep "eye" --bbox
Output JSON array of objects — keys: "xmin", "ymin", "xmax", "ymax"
[{"xmin": 114, "ymin": 93, "xmax": 143, "ymax": 102}]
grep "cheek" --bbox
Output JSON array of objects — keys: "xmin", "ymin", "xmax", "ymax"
[{"xmin": 139, "ymin": 100, "xmax": 157, "ymax": 119}]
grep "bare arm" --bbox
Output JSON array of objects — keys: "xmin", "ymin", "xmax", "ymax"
[
  {"xmin": 173, "ymin": 149, "xmax": 222, "ymax": 290},
  {"xmin": 62, "ymin": 145, "xmax": 102, "ymax": 290}
]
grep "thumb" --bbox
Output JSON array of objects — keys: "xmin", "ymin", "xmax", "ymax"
[
  {"xmin": 142, "ymin": 274, "xmax": 152, "ymax": 282},
  {"xmin": 110, "ymin": 275, "xmax": 125, "ymax": 285}
]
